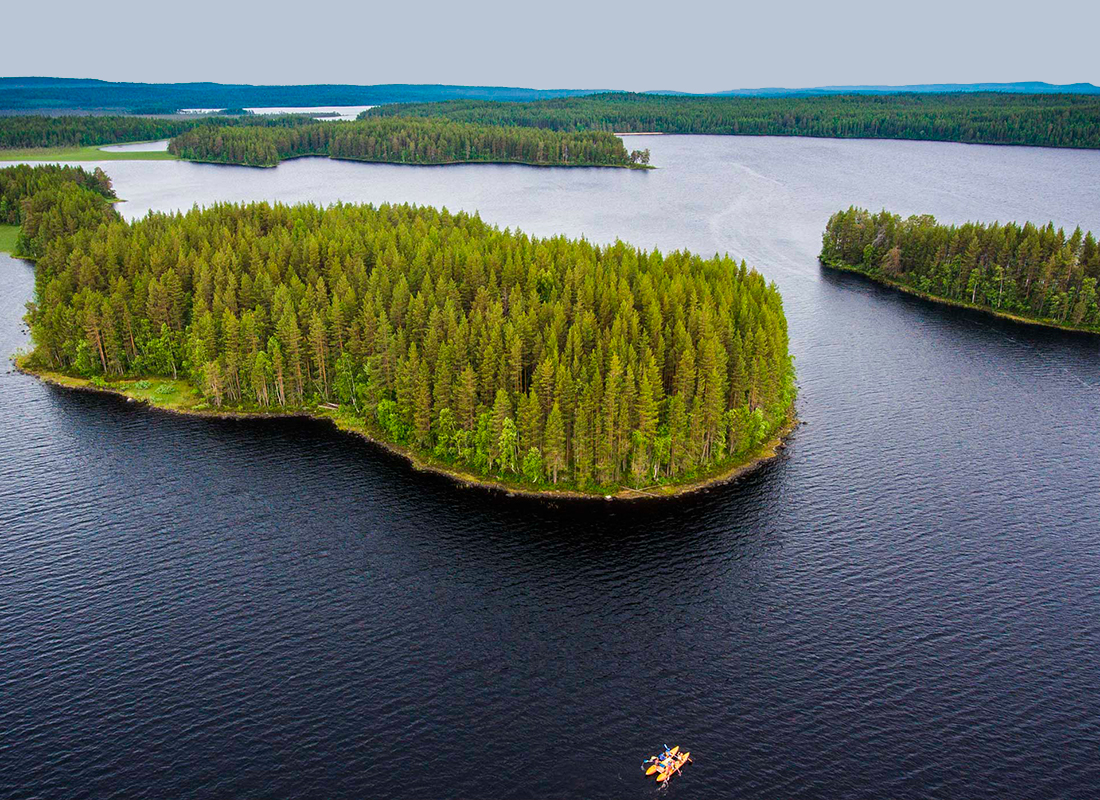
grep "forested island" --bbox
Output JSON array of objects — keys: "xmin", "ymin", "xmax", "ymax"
[
  {"xmin": 366, "ymin": 92, "xmax": 1100, "ymax": 149},
  {"xmin": 167, "ymin": 117, "xmax": 648, "ymax": 168},
  {"xmin": 10, "ymin": 164, "xmax": 794, "ymax": 497},
  {"xmin": 820, "ymin": 208, "xmax": 1100, "ymax": 332}
]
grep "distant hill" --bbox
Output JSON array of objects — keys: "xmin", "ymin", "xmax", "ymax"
[
  {"xmin": 2, "ymin": 78, "xmax": 1097, "ymax": 114},
  {"xmin": 699, "ymin": 82, "xmax": 1100, "ymax": 97},
  {"xmin": 0, "ymin": 79, "xmax": 605, "ymax": 113}
]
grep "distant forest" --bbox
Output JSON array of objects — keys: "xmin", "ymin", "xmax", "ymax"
[
  {"xmin": 367, "ymin": 92, "xmax": 1100, "ymax": 149},
  {"xmin": 0, "ymin": 114, "xmax": 318, "ymax": 151},
  {"xmin": 821, "ymin": 208, "xmax": 1100, "ymax": 331},
  {"xmin": 11, "ymin": 164, "xmax": 794, "ymax": 493},
  {"xmin": 0, "ymin": 78, "xmax": 597, "ymax": 113},
  {"xmin": 168, "ymin": 118, "xmax": 645, "ymax": 168},
  {"xmin": 7, "ymin": 91, "xmax": 1098, "ymax": 156}
]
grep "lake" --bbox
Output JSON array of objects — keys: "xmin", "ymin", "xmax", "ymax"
[
  {"xmin": 177, "ymin": 106, "xmax": 373, "ymax": 121},
  {"xmin": 2, "ymin": 136, "xmax": 1099, "ymax": 799}
]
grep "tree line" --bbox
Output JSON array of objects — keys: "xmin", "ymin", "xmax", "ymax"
[
  {"xmin": 365, "ymin": 92, "xmax": 1100, "ymax": 149},
  {"xmin": 14, "ymin": 165, "xmax": 794, "ymax": 492},
  {"xmin": 820, "ymin": 207, "xmax": 1100, "ymax": 331},
  {"xmin": 167, "ymin": 117, "xmax": 643, "ymax": 168},
  {"xmin": 0, "ymin": 113, "xmax": 318, "ymax": 151}
]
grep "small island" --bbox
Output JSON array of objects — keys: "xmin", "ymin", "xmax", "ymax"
[
  {"xmin": 820, "ymin": 207, "xmax": 1100, "ymax": 333},
  {"xmin": 167, "ymin": 117, "xmax": 652, "ymax": 168},
  {"xmin": 9, "ymin": 164, "xmax": 794, "ymax": 499}
]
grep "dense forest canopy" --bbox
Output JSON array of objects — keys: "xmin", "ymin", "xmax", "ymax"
[
  {"xmin": 0, "ymin": 78, "xmax": 599, "ymax": 113},
  {"xmin": 0, "ymin": 163, "xmax": 115, "ymax": 225},
  {"xmin": 11, "ymin": 165, "xmax": 794, "ymax": 493},
  {"xmin": 366, "ymin": 92, "xmax": 1100, "ymax": 149},
  {"xmin": 0, "ymin": 113, "xmax": 323, "ymax": 151},
  {"xmin": 0, "ymin": 115, "xmax": 209, "ymax": 149},
  {"xmin": 168, "ymin": 117, "xmax": 644, "ymax": 168},
  {"xmin": 821, "ymin": 208, "xmax": 1100, "ymax": 331}
]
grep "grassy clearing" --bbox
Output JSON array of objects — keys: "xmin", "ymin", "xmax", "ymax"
[
  {"xmin": 110, "ymin": 377, "xmax": 202, "ymax": 410},
  {"xmin": 0, "ymin": 224, "xmax": 18, "ymax": 253},
  {"xmin": 0, "ymin": 144, "xmax": 177, "ymax": 162},
  {"xmin": 25, "ymin": 368, "xmax": 204, "ymax": 411}
]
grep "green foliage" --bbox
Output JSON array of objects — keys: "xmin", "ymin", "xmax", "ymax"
[
  {"xmin": 14, "ymin": 164, "xmax": 794, "ymax": 493},
  {"xmin": 14, "ymin": 180, "xmax": 119, "ymax": 260},
  {"xmin": 0, "ymin": 163, "xmax": 115, "ymax": 225},
  {"xmin": 369, "ymin": 92, "xmax": 1100, "ymax": 149},
  {"xmin": 168, "ymin": 117, "xmax": 637, "ymax": 168},
  {"xmin": 821, "ymin": 207, "xmax": 1100, "ymax": 331},
  {"xmin": 0, "ymin": 115, "xmax": 207, "ymax": 150},
  {"xmin": 522, "ymin": 447, "xmax": 545, "ymax": 484}
]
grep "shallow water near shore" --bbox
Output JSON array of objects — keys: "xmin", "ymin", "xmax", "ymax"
[{"xmin": 2, "ymin": 136, "xmax": 1099, "ymax": 799}]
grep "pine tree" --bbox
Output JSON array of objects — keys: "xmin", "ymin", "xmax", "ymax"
[{"xmin": 544, "ymin": 402, "xmax": 566, "ymax": 484}]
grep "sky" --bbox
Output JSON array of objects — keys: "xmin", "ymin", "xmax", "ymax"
[{"xmin": 2, "ymin": 0, "xmax": 1097, "ymax": 92}]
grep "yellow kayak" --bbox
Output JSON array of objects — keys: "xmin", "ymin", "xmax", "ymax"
[
  {"xmin": 644, "ymin": 746, "xmax": 680, "ymax": 775},
  {"xmin": 655, "ymin": 751, "xmax": 691, "ymax": 782}
]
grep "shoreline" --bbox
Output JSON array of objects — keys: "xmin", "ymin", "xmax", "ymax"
[
  {"xmin": 175, "ymin": 153, "xmax": 654, "ymax": 170},
  {"xmin": 820, "ymin": 257, "xmax": 1100, "ymax": 336},
  {"xmin": 17, "ymin": 361, "xmax": 797, "ymax": 503}
]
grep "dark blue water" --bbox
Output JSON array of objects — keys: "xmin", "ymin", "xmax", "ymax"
[{"xmin": 2, "ymin": 136, "xmax": 1099, "ymax": 798}]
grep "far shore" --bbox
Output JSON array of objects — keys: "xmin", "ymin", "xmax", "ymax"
[
  {"xmin": 17, "ymin": 360, "xmax": 797, "ymax": 502},
  {"xmin": 616, "ymin": 131, "xmax": 665, "ymax": 136}
]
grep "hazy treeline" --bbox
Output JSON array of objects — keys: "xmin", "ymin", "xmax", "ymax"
[
  {"xmin": 821, "ymin": 207, "xmax": 1100, "ymax": 330},
  {"xmin": 366, "ymin": 92, "xmax": 1100, "ymax": 149},
  {"xmin": 15, "ymin": 165, "xmax": 794, "ymax": 491},
  {"xmin": 168, "ymin": 117, "xmax": 640, "ymax": 168},
  {"xmin": 0, "ymin": 78, "xmax": 597, "ymax": 113},
  {"xmin": 0, "ymin": 113, "xmax": 318, "ymax": 151}
]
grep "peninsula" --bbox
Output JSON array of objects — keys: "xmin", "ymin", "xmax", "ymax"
[
  {"xmin": 10, "ymin": 164, "xmax": 795, "ymax": 498},
  {"xmin": 820, "ymin": 207, "xmax": 1100, "ymax": 333}
]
